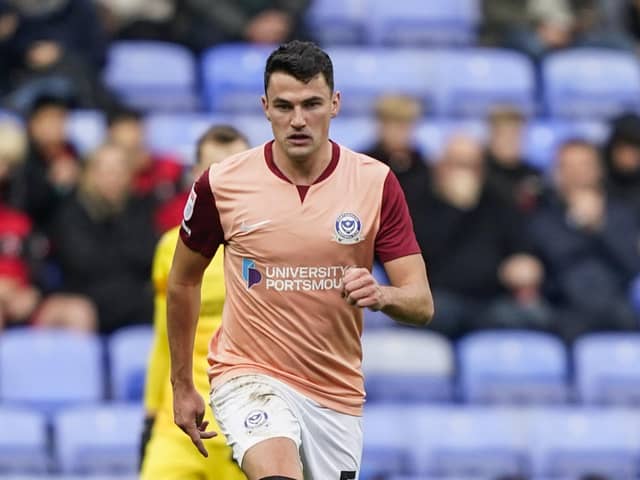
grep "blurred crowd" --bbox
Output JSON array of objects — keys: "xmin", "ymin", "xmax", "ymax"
[{"xmin": 0, "ymin": 0, "xmax": 638, "ymax": 343}]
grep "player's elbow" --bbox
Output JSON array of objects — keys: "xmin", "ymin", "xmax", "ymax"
[{"xmin": 416, "ymin": 291, "xmax": 435, "ymax": 326}]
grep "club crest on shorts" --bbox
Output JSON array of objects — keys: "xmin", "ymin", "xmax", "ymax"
[
  {"xmin": 183, "ymin": 187, "xmax": 196, "ymax": 221},
  {"xmin": 334, "ymin": 212, "xmax": 363, "ymax": 244},
  {"xmin": 244, "ymin": 409, "xmax": 269, "ymax": 429}
]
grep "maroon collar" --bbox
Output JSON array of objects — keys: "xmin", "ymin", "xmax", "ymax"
[{"xmin": 264, "ymin": 140, "xmax": 340, "ymax": 185}]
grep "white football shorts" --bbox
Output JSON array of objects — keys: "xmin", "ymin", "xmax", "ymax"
[{"xmin": 210, "ymin": 373, "xmax": 362, "ymax": 480}]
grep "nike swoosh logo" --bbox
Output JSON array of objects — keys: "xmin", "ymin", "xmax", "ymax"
[{"xmin": 240, "ymin": 219, "xmax": 272, "ymax": 232}]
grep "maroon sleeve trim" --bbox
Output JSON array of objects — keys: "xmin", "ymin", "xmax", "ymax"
[
  {"xmin": 179, "ymin": 168, "xmax": 224, "ymax": 258},
  {"xmin": 375, "ymin": 170, "xmax": 422, "ymax": 263}
]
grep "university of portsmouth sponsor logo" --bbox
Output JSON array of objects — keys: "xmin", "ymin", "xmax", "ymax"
[
  {"xmin": 242, "ymin": 258, "xmax": 262, "ymax": 289},
  {"xmin": 264, "ymin": 265, "xmax": 347, "ymax": 292},
  {"xmin": 334, "ymin": 212, "xmax": 363, "ymax": 244},
  {"xmin": 244, "ymin": 409, "xmax": 269, "ymax": 429}
]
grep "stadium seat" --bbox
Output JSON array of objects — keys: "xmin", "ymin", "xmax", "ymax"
[
  {"xmin": 435, "ymin": 49, "xmax": 536, "ymax": 117},
  {"xmin": 574, "ymin": 333, "xmax": 640, "ymax": 404},
  {"xmin": 305, "ymin": 0, "xmax": 366, "ymax": 45},
  {"xmin": 66, "ymin": 110, "xmax": 106, "ymax": 154},
  {"xmin": 543, "ymin": 48, "xmax": 640, "ymax": 118},
  {"xmin": 0, "ymin": 406, "xmax": 48, "ymax": 474},
  {"xmin": 458, "ymin": 330, "xmax": 568, "ymax": 403},
  {"xmin": 104, "ymin": 41, "xmax": 197, "ymax": 111},
  {"xmin": 362, "ymin": 329, "xmax": 454, "ymax": 402},
  {"xmin": 328, "ymin": 47, "xmax": 437, "ymax": 115},
  {"xmin": 528, "ymin": 407, "xmax": 640, "ymax": 478},
  {"xmin": 108, "ymin": 325, "xmax": 154, "ymax": 402},
  {"xmin": 201, "ymin": 44, "xmax": 273, "ymax": 113},
  {"xmin": 0, "ymin": 329, "xmax": 103, "ymax": 414},
  {"xmin": 365, "ymin": 0, "xmax": 479, "ymax": 46},
  {"xmin": 145, "ymin": 112, "xmax": 231, "ymax": 163},
  {"xmin": 54, "ymin": 404, "xmax": 143, "ymax": 474},
  {"xmin": 362, "ymin": 405, "xmax": 415, "ymax": 478},
  {"xmin": 410, "ymin": 406, "xmax": 529, "ymax": 477}
]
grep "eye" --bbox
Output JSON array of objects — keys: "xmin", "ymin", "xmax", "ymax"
[{"xmin": 275, "ymin": 103, "xmax": 292, "ymax": 111}]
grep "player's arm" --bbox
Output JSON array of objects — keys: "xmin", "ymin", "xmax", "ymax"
[
  {"xmin": 343, "ymin": 255, "xmax": 433, "ymax": 326},
  {"xmin": 167, "ymin": 238, "xmax": 217, "ymax": 456},
  {"xmin": 343, "ymin": 170, "xmax": 434, "ymax": 326},
  {"xmin": 167, "ymin": 167, "xmax": 224, "ymax": 457}
]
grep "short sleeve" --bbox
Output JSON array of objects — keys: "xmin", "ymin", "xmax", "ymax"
[
  {"xmin": 179, "ymin": 168, "xmax": 225, "ymax": 258},
  {"xmin": 375, "ymin": 170, "xmax": 422, "ymax": 263}
]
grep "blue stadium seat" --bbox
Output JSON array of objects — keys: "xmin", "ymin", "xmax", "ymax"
[
  {"xmin": 458, "ymin": 330, "xmax": 568, "ymax": 403},
  {"xmin": 435, "ymin": 49, "xmax": 536, "ymax": 117},
  {"xmin": 54, "ymin": 404, "xmax": 143, "ymax": 474},
  {"xmin": 231, "ymin": 114, "xmax": 277, "ymax": 147},
  {"xmin": 66, "ymin": 110, "xmax": 106, "ymax": 154},
  {"xmin": 328, "ymin": 48, "xmax": 437, "ymax": 115},
  {"xmin": 362, "ymin": 330, "xmax": 454, "ymax": 403},
  {"xmin": 529, "ymin": 407, "xmax": 640, "ymax": 478},
  {"xmin": 201, "ymin": 44, "xmax": 273, "ymax": 113},
  {"xmin": 329, "ymin": 116, "xmax": 377, "ymax": 152},
  {"xmin": 362, "ymin": 405, "xmax": 415, "ymax": 478},
  {"xmin": 574, "ymin": 333, "xmax": 640, "ymax": 405},
  {"xmin": 104, "ymin": 41, "xmax": 197, "ymax": 111},
  {"xmin": 543, "ymin": 48, "xmax": 640, "ymax": 118},
  {"xmin": 415, "ymin": 119, "xmax": 487, "ymax": 160},
  {"xmin": 0, "ymin": 330, "xmax": 103, "ymax": 414},
  {"xmin": 305, "ymin": 0, "xmax": 366, "ymax": 45},
  {"xmin": 366, "ymin": 0, "xmax": 479, "ymax": 46},
  {"xmin": 108, "ymin": 325, "xmax": 154, "ymax": 402},
  {"xmin": 410, "ymin": 406, "xmax": 529, "ymax": 477},
  {"xmin": 0, "ymin": 406, "xmax": 48, "ymax": 474},
  {"xmin": 145, "ymin": 113, "xmax": 231, "ymax": 163}
]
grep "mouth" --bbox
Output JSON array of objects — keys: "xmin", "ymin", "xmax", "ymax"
[{"xmin": 287, "ymin": 133, "xmax": 312, "ymax": 145}]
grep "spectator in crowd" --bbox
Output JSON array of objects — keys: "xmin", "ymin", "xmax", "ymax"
[
  {"xmin": 410, "ymin": 134, "xmax": 550, "ymax": 338},
  {"xmin": 0, "ymin": 0, "xmax": 116, "ymax": 110},
  {"xmin": 155, "ymin": 124, "xmax": 250, "ymax": 232},
  {"xmin": 18, "ymin": 94, "xmax": 80, "ymax": 229},
  {"xmin": 175, "ymin": 0, "xmax": 311, "ymax": 52},
  {"xmin": 0, "ymin": 117, "xmax": 27, "ymax": 206},
  {"xmin": 0, "ymin": 118, "xmax": 95, "ymax": 332},
  {"xmin": 480, "ymin": 0, "xmax": 632, "ymax": 61},
  {"xmin": 363, "ymin": 94, "xmax": 428, "ymax": 203},
  {"xmin": 105, "ymin": 107, "xmax": 183, "ymax": 231},
  {"xmin": 51, "ymin": 143, "xmax": 157, "ymax": 334},
  {"xmin": 529, "ymin": 139, "xmax": 640, "ymax": 343},
  {"xmin": 484, "ymin": 106, "xmax": 543, "ymax": 214},
  {"xmin": 603, "ymin": 112, "xmax": 640, "ymax": 217}
]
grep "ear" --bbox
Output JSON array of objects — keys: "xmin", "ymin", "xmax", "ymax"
[
  {"xmin": 261, "ymin": 95, "xmax": 270, "ymax": 121},
  {"xmin": 330, "ymin": 91, "xmax": 341, "ymax": 118}
]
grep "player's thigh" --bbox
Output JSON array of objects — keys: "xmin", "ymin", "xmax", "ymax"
[
  {"xmin": 210, "ymin": 375, "xmax": 303, "ymax": 475},
  {"xmin": 242, "ymin": 436, "xmax": 302, "ymax": 480}
]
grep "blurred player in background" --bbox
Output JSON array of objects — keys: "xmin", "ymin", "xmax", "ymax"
[
  {"xmin": 140, "ymin": 125, "xmax": 249, "ymax": 480},
  {"xmin": 169, "ymin": 40, "xmax": 433, "ymax": 480}
]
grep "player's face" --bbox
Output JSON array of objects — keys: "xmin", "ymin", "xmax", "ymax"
[{"xmin": 262, "ymin": 72, "xmax": 340, "ymax": 162}]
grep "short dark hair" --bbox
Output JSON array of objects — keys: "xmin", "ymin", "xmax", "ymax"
[
  {"xmin": 264, "ymin": 40, "xmax": 334, "ymax": 94},
  {"xmin": 106, "ymin": 106, "xmax": 143, "ymax": 128},
  {"xmin": 195, "ymin": 124, "xmax": 248, "ymax": 161}
]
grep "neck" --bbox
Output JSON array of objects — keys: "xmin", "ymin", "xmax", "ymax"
[{"xmin": 272, "ymin": 140, "xmax": 332, "ymax": 185}]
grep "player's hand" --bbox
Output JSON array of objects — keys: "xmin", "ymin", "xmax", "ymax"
[
  {"xmin": 172, "ymin": 384, "xmax": 217, "ymax": 457},
  {"xmin": 342, "ymin": 267, "xmax": 386, "ymax": 311}
]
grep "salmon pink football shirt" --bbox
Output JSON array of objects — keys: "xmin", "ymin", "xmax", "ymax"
[{"xmin": 180, "ymin": 140, "xmax": 420, "ymax": 415}]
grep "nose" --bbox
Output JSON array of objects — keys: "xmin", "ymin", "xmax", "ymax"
[{"xmin": 291, "ymin": 106, "xmax": 305, "ymax": 129}]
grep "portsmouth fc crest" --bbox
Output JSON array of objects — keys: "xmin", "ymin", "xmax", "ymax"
[{"xmin": 334, "ymin": 212, "xmax": 364, "ymax": 244}]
